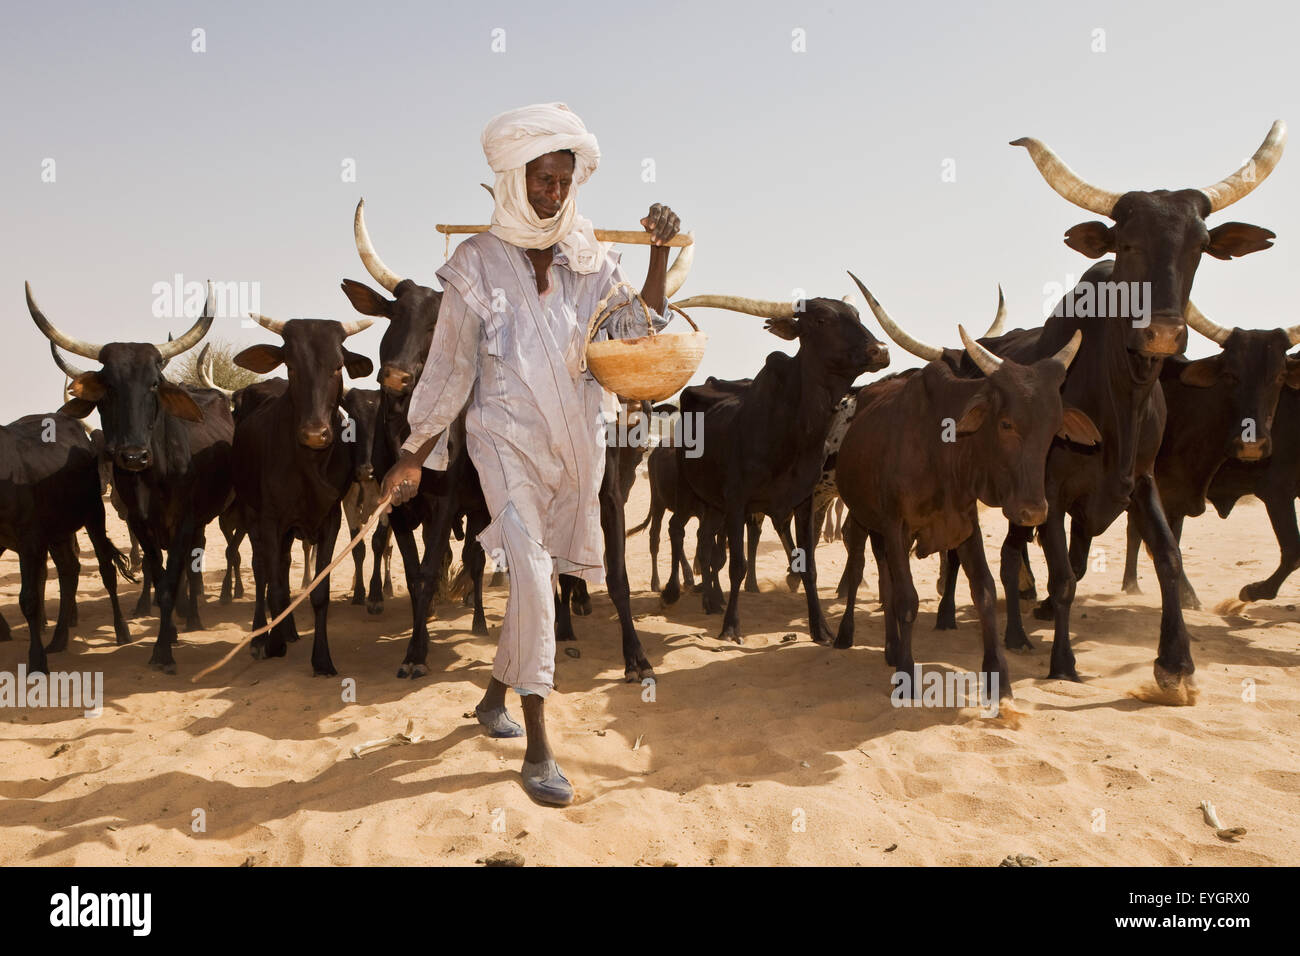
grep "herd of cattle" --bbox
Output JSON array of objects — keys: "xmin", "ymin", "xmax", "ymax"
[{"xmin": 3, "ymin": 120, "xmax": 1297, "ymax": 705}]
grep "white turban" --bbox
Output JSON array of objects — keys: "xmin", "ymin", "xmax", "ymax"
[{"xmin": 480, "ymin": 103, "xmax": 607, "ymax": 274}]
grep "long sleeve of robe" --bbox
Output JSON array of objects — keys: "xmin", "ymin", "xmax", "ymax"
[{"xmin": 402, "ymin": 232, "xmax": 670, "ymax": 583}]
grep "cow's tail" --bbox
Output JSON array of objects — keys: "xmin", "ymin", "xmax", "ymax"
[
  {"xmin": 107, "ymin": 538, "xmax": 137, "ymax": 584},
  {"xmin": 625, "ymin": 509, "xmax": 652, "ymax": 538}
]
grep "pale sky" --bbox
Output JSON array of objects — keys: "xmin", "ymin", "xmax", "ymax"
[{"xmin": 3, "ymin": 0, "xmax": 1298, "ymax": 424}]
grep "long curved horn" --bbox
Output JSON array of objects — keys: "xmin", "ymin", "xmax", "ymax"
[
  {"xmin": 1185, "ymin": 300, "xmax": 1232, "ymax": 346},
  {"xmin": 354, "ymin": 198, "xmax": 403, "ymax": 293},
  {"xmin": 1050, "ymin": 329, "xmax": 1084, "ymax": 371},
  {"xmin": 339, "ymin": 318, "xmax": 373, "ymax": 337},
  {"xmin": 959, "ymin": 324, "xmax": 1003, "ymax": 376},
  {"xmin": 847, "ymin": 271, "xmax": 943, "ymax": 362},
  {"xmin": 156, "ymin": 282, "xmax": 214, "ymax": 360},
  {"xmin": 197, "ymin": 343, "xmax": 234, "ymax": 399},
  {"xmin": 27, "ymin": 281, "xmax": 104, "ymax": 360},
  {"xmin": 663, "ymin": 230, "xmax": 695, "ymax": 299},
  {"xmin": 1010, "ymin": 137, "xmax": 1122, "ymax": 217},
  {"xmin": 251, "ymin": 313, "xmax": 287, "ymax": 336},
  {"xmin": 481, "ymin": 183, "xmax": 496, "ymax": 200},
  {"xmin": 1200, "ymin": 120, "xmax": 1287, "ymax": 214},
  {"xmin": 49, "ymin": 342, "xmax": 87, "ymax": 379},
  {"xmin": 670, "ymin": 294, "xmax": 795, "ymax": 320},
  {"xmin": 984, "ymin": 285, "xmax": 1006, "ymax": 338}
]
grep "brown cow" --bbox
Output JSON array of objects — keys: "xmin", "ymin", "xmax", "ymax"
[{"xmin": 835, "ymin": 291, "xmax": 1097, "ymax": 698}]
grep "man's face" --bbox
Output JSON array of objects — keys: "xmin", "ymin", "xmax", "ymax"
[{"xmin": 524, "ymin": 150, "xmax": 575, "ymax": 220}]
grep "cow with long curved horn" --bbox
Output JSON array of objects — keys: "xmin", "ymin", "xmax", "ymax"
[{"xmin": 29, "ymin": 278, "xmax": 232, "ymax": 674}]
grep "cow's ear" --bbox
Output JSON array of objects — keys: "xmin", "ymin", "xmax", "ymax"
[
  {"xmin": 1058, "ymin": 406, "xmax": 1101, "ymax": 445},
  {"xmin": 343, "ymin": 351, "xmax": 373, "ymax": 378},
  {"xmin": 159, "ymin": 383, "xmax": 205, "ymax": 423},
  {"xmin": 1063, "ymin": 221, "xmax": 1114, "ymax": 258},
  {"xmin": 1284, "ymin": 357, "xmax": 1300, "ymax": 389},
  {"xmin": 954, "ymin": 392, "xmax": 991, "ymax": 435},
  {"xmin": 234, "ymin": 344, "xmax": 283, "ymax": 373},
  {"xmin": 340, "ymin": 279, "xmax": 394, "ymax": 318},
  {"xmin": 70, "ymin": 371, "xmax": 106, "ymax": 402},
  {"xmin": 1206, "ymin": 222, "xmax": 1275, "ymax": 260},
  {"xmin": 1178, "ymin": 356, "xmax": 1222, "ymax": 387},
  {"xmin": 764, "ymin": 317, "xmax": 799, "ymax": 341},
  {"xmin": 59, "ymin": 398, "xmax": 97, "ymax": 418}
]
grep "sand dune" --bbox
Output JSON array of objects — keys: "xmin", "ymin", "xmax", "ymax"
[{"xmin": 0, "ymin": 479, "xmax": 1296, "ymax": 866}]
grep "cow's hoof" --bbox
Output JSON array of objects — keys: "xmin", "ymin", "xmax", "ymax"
[
  {"xmin": 1239, "ymin": 582, "xmax": 1272, "ymax": 602},
  {"xmin": 625, "ymin": 661, "xmax": 655, "ymax": 683},
  {"xmin": 115, "ymin": 623, "xmax": 132, "ymax": 645},
  {"xmin": 366, "ymin": 600, "xmax": 383, "ymax": 616},
  {"xmin": 660, "ymin": 583, "xmax": 680, "ymax": 607},
  {"xmin": 785, "ymin": 574, "xmax": 800, "ymax": 593},
  {"xmin": 1005, "ymin": 630, "xmax": 1034, "ymax": 652},
  {"xmin": 556, "ymin": 630, "xmax": 576, "ymax": 642},
  {"xmin": 183, "ymin": 618, "xmax": 204, "ymax": 634},
  {"xmin": 1031, "ymin": 600, "xmax": 1055, "ymax": 622},
  {"xmin": 718, "ymin": 626, "xmax": 743, "ymax": 644},
  {"xmin": 1153, "ymin": 662, "xmax": 1193, "ymax": 691},
  {"xmin": 351, "ymin": 593, "xmax": 366, "ymax": 606},
  {"xmin": 744, "ymin": 580, "xmax": 759, "ymax": 594},
  {"xmin": 1122, "ymin": 580, "xmax": 1142, "ymax": 595},
  {"xmin": 832, "ymin": 631, "xmax": 853, "ymax": 650},
  {"xmin": 1047, "ymin": 665, "xmax": 1081, "ymax": 682},
  {"xmin": 472, "ymin": 618, "xmax": 489, "ymax": 637},
  {"xmin": 571, "ymin": 597, "xmax": 592, "ymax": 617},
  {"xmin": 149, "ymin": 659, "xmax": 177, "ymax": 675},
  {"xmin": 131, "ymin": 602, "xmax": 150, "ymax": 619},
  {"xmin": 396, "ymin": 662, "xmax": 427, "ymax": 679},
  {"xmin": 934, "ymin": 610, "xmax": 957, "ymax": 631},
  {"xmin": 219, "ymin": 593, "xmax": 233, "ymax": 606},
  {"xmin": 313, "ymin": 663, "xmax": 338, "ymax": 678}
]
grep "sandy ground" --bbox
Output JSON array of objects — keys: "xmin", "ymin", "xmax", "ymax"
[{"xmin": 0, "ymin": 475, "xmax": 1297, "ymax": 867}]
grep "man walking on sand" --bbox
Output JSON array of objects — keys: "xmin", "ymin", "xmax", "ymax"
[{"xmin": 380, "ymin": 103, "xmax": 680, "ymax": 806}]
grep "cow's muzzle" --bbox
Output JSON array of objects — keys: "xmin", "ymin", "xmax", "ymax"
[
  {"xmin": 1230, "ymin": 436, "xmax": 1270, "ymax": 461},
  {"xmin": 1006, "ymin": 501, "xmax": 1049, "ymax": 527},
  {"xmin": 115, "ymin": 447, "xmax": 152, "ymax": 471},
  {"xmin": 380, "ymin": 364, "xmax": 415, "ymax": 394},
  {"xmin": 298, "ymin": 423, "xmax": 333, "ymax": 449},
  {"xmin": 1134, "ymin": 316, "xmax": 1186, "ymax": 357}
]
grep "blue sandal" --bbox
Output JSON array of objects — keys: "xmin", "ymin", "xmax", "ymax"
[
  {"xmin": 521, "ymin": 758, "xmax": 574, "ymax": 806},
  {"xmin": 475, "ymin": 705, "xmax": 524, "ymax": 738}
]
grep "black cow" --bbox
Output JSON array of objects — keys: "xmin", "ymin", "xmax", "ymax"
[
  {"xmin": 667, "ymin": 288, "xmax": 890, "ymax": 644},
  {"xmin": 29, "ymin": 282, "xmax": 231, "ymax": 673},
  {"xmin": 231, "ymin": 314, "xmax": 373, "ymax": 675},
  {"xmin": 891, "ymin": 122, "xmax": 1284, "ymax": 690},
  {"xmin": 1121, "ymin": 308, "xmax": 1300, "ymax": 606},
  {"xmin": 0, "ymin": 412, "xmax": 134, "ymax": 671}
]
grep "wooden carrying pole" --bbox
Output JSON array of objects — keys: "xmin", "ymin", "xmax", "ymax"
[{"xmin": 435, "ymin": 224, "xmax": 692, "ymax": 247}]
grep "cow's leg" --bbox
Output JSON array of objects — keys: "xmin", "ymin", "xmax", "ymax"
[
  {"xmin": 383, "ymin": 540, "xmax": 395, "ymax": 597},
  {"xmin": 698, "ymin": 512, "xmax": 724, "ymax": 615},
  {"xmin": 182, "ymin": 529, "xmax": 206, "ymax": 632},
  {"xmin": 598, "ymin": 475, "xmax": 653, "ymax": 681},
  {"xmin": 308, "ymin": 506, "xmax": 341, "ymax": 677},
  {"xmin": 299, "ymin": 539, "xmax": 314, "ymax": 590},
  {"xmin": 1129, "ymin": 474, "xmax": 1195, "ymax": 689},
  {"xmin": 397, "ymin": 523, "xmax": 441, "ymax": 679},
  {"xmin": 150, "ymin": 516, "xmax": 195, "ymax": 674},
  {"xmin": 367, "ymin": 522, "xmax": 390, "ymax": 614},
  {"xmin": 1240, "ymin": 489, "xmax": 1300, "ymax": 602},
  {"xmin": 775, "ymin": 517, "xmax": 801, "ymax": 593},
  {"xmin": 46, "ymin": 538, "xmax": 79, "ymax": 654},
  {"xmin": 392, "ymin": 524, "xmax": 422, "ymax": 623},
  {"xmin": 1018, "ymin": 541, "xmax": 1037, "ymax": 599},
  {"xmin": 1038, "ymin": 510, "xmax": 1081, "ymax": 681},
  {"xmin": 132, "ymin": 551, "xmax": 153, "ymax": 618},
  {"xmin": 718, "ymin": 506, "xmax": 747, "ymax": 643},
  {"xmin": 881, "ymin": 525, "xmax": 918, "ymax": 693},
  {"xmin": 935, "ymin": 549, "xmax": 959, "ymax": 630},
  {"xmin": 83, "ymin": 505, "xmax": 131, "ymax": 645},
  {"xmin": 744, "ymin": 514, "xmax": 761, "ymax": 593},
  {"xmin": 870, "ymin": 532, "xmax": 899, "ymax": 666},
  {"xmin": 1001, "ymin": 524, "xmax": 1035, "ymax": 651},
  {"xmin": 254, "ymin": 526, "xmax": 296, "ymax": 660},
  {"xmin": 348, "ymin": 514, "xmax": 367, "ymax": 606},
  {"xmin": 1166, "ymin": 514, "xmax": 1199, "ymax": 609},
  {"xmin": 219, "ymin": 513, "xmax": 244, "ymax": 604},
  {"xmin": 555, "ymin": 575, "xmax": 577, "ymax": 643},
  {"xmin": 834, "ymin": 514, "xmax": 868, "ymax": 649},
  {"xmin": 250, "ymin": 533, "xmax": 268, "ymax": 637},
  {"xmin": 1122, "ymin": 509, "xmax": 1143, "ymax": 595},
  {"xmin": 647, "ymin": 504, "xmax": 664, "ymax": 593},
  {"xmin": 661, "ymin": 510, "xmax": 687, "ymax": 606},
  {"xmin": 19, "ymin": 548, "xmax": 49, "ymax": 673},
  {"xmin": 460, "ymin": 510, "xmax": 489, "ymax": 636},
  {"xmin": 833, "ymin": 500, "xmax": 845, "ymax": 541},
  {"xmin": 794, "ymin": 497, "xmax": 833, "ymax": 645},
  {"xmin": 1036, "ymin": 518, "xmax": 1090, "ymax": 622},
  {"xmin": 570, "ymin": 578, "xmax": 592, "ymax": 616},
  {"xmin": 955, "ymin": 517, "xmax": 1011, "ymax": 699}
]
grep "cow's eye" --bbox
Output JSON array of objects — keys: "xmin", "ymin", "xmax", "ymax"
[{"xmin": 1000, "ymin": 419, "xmax": 1014, "ymax": 431}]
